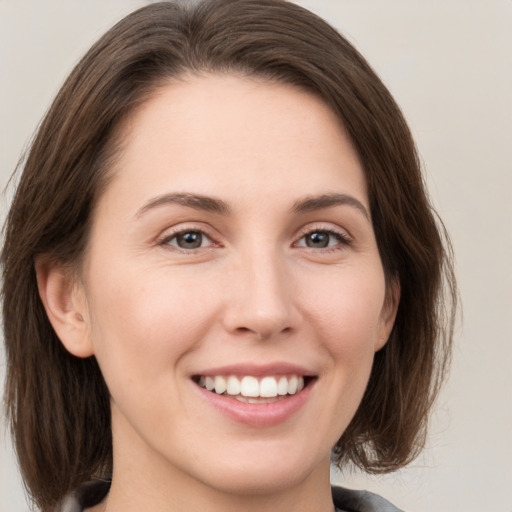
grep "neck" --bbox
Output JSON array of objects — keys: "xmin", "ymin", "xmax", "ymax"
[
  {"xmin": 104, "ymin": 477, "xmax": 335, "ymax": 512},
  {"xmin": 98, "ymin": 446, "xmax": 334, "ymax": 512}
]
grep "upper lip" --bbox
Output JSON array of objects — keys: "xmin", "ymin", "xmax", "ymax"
[{"xmin": 193, "ymin": 362, "xmax": 317, "ymax": 378}]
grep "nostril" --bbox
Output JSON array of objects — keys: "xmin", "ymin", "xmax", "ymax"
[
  {"xmin": 235, "ymin": 327, "xmax": 252, "ymax": 334},
  {"xmin": 232, "ymin": 324, "xmax": 293, "ymax": 340}
]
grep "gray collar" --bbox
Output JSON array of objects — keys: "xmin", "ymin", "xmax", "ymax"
[{"xmin": 58, "ymin": 481, "xmax": 405, "ymax": 512}]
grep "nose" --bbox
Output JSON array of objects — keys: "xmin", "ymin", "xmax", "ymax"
[{"xmin": 221, "ymin": 251, "xmax": 299, "ymax": 341}]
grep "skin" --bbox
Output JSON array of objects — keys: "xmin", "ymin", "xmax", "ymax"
[{"xmin": 37, "ymin": 74, "xmax": 398, "ymax": 512}]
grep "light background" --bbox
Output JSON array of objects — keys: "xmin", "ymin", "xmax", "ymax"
[{"xmin": 1, "ymin": 1, "xmax": 511, "ymax": 511}]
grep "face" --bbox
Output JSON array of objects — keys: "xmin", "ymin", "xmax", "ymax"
[{"xmin": 66, "ymin": 75, "xmax": 397, "ymax": 498}]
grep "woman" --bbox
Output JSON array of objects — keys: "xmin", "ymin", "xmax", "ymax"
[{"xmin": 1, "ymin": 1, "xmax": 456, "ymax": 511}]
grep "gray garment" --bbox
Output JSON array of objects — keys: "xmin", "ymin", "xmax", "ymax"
[
  {"xmin": 332, "ymin": 486, "xmax": 405, "ymax": 512},
  {"xmin": 59, "ymin": 480, "xmax": 405, "ymax": 512}
]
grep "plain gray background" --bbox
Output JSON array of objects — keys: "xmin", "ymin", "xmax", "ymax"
[{"xmin": 1, "ymin": 1, "xmax": 511, "ymax": 511}]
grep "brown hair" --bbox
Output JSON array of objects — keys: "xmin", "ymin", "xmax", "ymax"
[{"xmin": 2, "ymin": 1, "xmax": 456, "ymax": 510}]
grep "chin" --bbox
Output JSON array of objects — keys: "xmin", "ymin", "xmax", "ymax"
[
  {"xmin": 189, "ymin": 444, "xmax": 327, "ymax": 497},
  {"xmin": 199, "ymin": 467, "xmax": 309, "ymax": 497}
]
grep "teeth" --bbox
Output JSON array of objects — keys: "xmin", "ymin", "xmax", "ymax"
[
  {"xmin": 241, "ymin": 376, "xmax": 259, "ymax": 397},
  {"xmin": 288, "ymin": 375, "xmax": 298, "ymax": 394},
  {"xmin": 205, "ymin": 376, "xmax": 215, "ymax": 391},
  {"xmin": 226, "ymin": 376, "xmax": 241, "ymax": 395},
  {"xmin": 235, "ymin": 396, "xmax": 285, "ymax": 404},
  {"xmin": 277, "ymin": 376, "xmax": 288, "ymax": 395},
  {"xmin": 214, "ymin": 376, "xmax": 227, "ymax": 394},
  {"xmin": 198, "ymin": 375, "xmax": 306, "ymax": 398},
  {"xmin": 260, "ymin": 376, "xmax": 278, "ymax": 397}
]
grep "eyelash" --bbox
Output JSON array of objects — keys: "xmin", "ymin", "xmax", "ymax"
[
  {"xmin": 158, "ymin": 225, "xmax": 352, "ymax": 253},
  {"xmin": 294, "ymin": 226, "xmax": 352, "ymax": 252},
  {"xmin": 158, "ymin": 226, "xmax": 218, "ymax": 252}
]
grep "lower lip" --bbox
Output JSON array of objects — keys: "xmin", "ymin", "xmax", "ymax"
[{"xmin": 194, "ymin": 381, "xmax": 314, "ymax": 428}]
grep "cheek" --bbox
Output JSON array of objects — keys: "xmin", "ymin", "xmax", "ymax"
[
  {"xmin": 83, "ymin": 262, "xmax": 221, "ymax": 386},
  {"xmin": 302, "ymin": 266, "xmax": 387, "ymax": 354},
  {"xmin": 294, "ymin": 268, "xmax": 386, "ymax": 444}
]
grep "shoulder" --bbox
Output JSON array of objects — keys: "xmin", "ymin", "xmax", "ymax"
[{"xmin": 332, "ymin": 485, "xmax": 406, "ymax": 512}]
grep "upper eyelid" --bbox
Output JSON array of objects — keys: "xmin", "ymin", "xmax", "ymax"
[
  {"xmin": 295, "ymin": 223, "xmax": 352, "ymax": 241},
  {"xmin": 157, "ymin": 224, "xmax": 218, "ymax": 245},
  {"xmin": 158, "ymin": 221, "xmax": 215, "ymax": 236}
]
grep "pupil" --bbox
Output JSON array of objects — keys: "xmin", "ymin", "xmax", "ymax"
[
  {"xmin": 306, "ymin": 232, "xmax": 329, "ymax": 248},
  {"xmin": 177, "ymin": 231, "xmax": 202, "ymax": 249}
]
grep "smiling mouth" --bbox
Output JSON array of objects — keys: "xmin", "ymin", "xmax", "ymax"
[{"xmin": 193, "ymin": 374, "xmax": 314, "ymax": 403}]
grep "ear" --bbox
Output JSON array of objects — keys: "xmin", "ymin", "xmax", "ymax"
[
  {"xmin": 35, "ymin": 257, "xmax": 94, "ymax": 358},
  {"xmin": 375, "ymin": 277, "xmax": 400, "ymax": 352}
]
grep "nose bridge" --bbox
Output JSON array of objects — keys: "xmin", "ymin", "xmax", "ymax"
[{"xmin": 224, "ymin": 244, "xmax": 296, "ymax": 339}]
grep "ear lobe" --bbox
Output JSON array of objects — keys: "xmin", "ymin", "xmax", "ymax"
[
  {"xmin": 35, "ymin": 258, "xmax": 94, "ymax": 358},
  {"xmin": 375, "ymin": 278, "xmax": 400, "ymax": 352}
]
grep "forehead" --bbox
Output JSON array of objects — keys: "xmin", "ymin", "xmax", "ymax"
[{"xmin": 101, "ymin": 73, "xmax": 368, "ymax": 214}]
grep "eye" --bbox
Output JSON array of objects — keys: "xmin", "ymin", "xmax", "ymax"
[
  {"xmin": 162, "ymin": 230, "xmax": 213, "ymax": 250},
  {"xmin": 295, "ymin": 229, "xmax": 350, "ymax": 249}
]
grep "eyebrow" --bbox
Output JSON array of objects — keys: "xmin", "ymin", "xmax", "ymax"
[
  {"xmin": 290, "ymin": 193, "xmax": 370, "ymax": 221},
  {"xmin": 136, "ymin": 191, "xmax": 369, "ymax": 221},
  {"xmin": 136, "ymin": 192, "xmax": 231, "ymax": 217}
]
